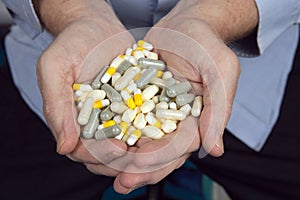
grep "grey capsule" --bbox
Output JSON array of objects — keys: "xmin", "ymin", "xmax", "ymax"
[
  {"xmin": 82, "ymin": 108, "xmax": 100, "ymax": 139},
  {"xmin": 136, "ymin": 67, "xmax": 158, "ymax": 88},
  {"xmin": 95, "ymin": 125, "xmax": 122, "ymax": 140},
  {"xmin": 91, "ymin": 66, "xmax": 109, "ymax": 89},
  {"xmin": 100, "ymin": 107, "xmax": 115, "ymax": 122},
  {"xmin": 101, "ymin": 84, "xmax": 122, "ymax": 102},
  {"xmin": 116, "ymin": 60, "xmax": 132, "ymax": 75},
  {"xmin": 159, "ymin": 88, "xmax": 170, "ymax": 102},
  {"xmin": 137, "ymin": 58, "xmax": 166, "ymax": 70},
  {"xmin": 167, "ymin": 81, "xmax": 192, "ymax": 98},
  {"xmin": 176, "ymin": 93, "xmax": 196, "ymax": 106}
]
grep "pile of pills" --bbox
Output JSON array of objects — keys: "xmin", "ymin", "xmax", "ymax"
[{"xmin": 73, "ymin": 40, "xmax": 203, "ymax": 146}]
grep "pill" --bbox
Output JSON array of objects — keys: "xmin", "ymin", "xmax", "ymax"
[
  {"xmin": 152, "ymin": 95, "xmax": 159, "ymax": 104},
  {"xmin": 133, "ymin": 50, "xmax": 145, "ymax": 60},
  {"xmin": 77, "ymin": 97, "xmax": 94, "ymax": 125},
  {"xmin": 136, "ymin": 67, "xmax": 158, "ymax": 88},
  {"xmin": 124, "ymin": 55, "xmax": 137, "ymax": 66},
  {"xmin": 137, "ymin": 58, "xmax": 166, "ymax": 71},
  {"xmin": 142, "ymin": 126, "xmax": 164, "ymax": 139},
  {"xmin": 142, "ymin": 85, "xmax": 159, "ymax": 101},
  {"xmin": 169, "ymin": 102, "xmax": 178, "ymax": 110},
  {"xmin": 73, "ymin": 84, "xmax": 93, "ymax": 91},
  {"xmin": 176, "ymin": 93, "xmax": 196, "ymax": 107},
  {"xmin": 116, "ymin": 60, "xmax": 132, "ymax": 75},
  {"xmin": 115, "ymin": 121, "xmax": 129, "ymax": 140},
  {"xmin": 132, "ymin": 43, "xmax": 138, "ymax": 50},
  {"xmin": 122, "ymin": 125, "xmax": 135, "ymax": 142},
  {"xmin": 77, "ymin": 101, "xmax": 83, "ymax": 109},
  {"xmin": 137, "ymin": 40, "xmax": 153, "ymax": 51},
  {"xmin": 89, "ymin": 90, "xmax": 106, "ymax": 101},
  {"xmin": 156, "ymin": 109, "xmax": 187, "ymax": 121},
  {"xmin": 161, "ymin": 119, "xmax": 177, "ymax": 134},
  {"xmin": 125, "ymin": 47, "xmax": 133, "ymax": 56},
  {"xmin": 162, "ymin": 71, "xmax": 173, "ymax": 80},
  {"xmin": 159, "ymin": 88, "xmax": 170, "ymax": 102},
  {"xmin": 95, "ymin": 124, "xmax": 121, "ymax": 140},
  {"xmin": 166, "ymin": 81, "xmax": 192, "ymax": 97},
  {"xmin": 74, "ymin": 91, "xmax": 88, "ymax": 102},
  {"xmin": 150, "ymin": 77, "xmax": 165, "ymax": 88},
  {"xmin": 113, "ymin": 115, "xmax": 122, "ymax": 124},
  {"xmin": 122, "ymin": 108, "xmax": 138, "ymax": 123},
  {"xmin": 93, "ymin": 99, "xmax": 110, "ymax": 109},
  {"xmin": 101, "ymin": 84, "xmax": 122, "ymax": 102},
  {"xmin": 133, "ymin": 113, "xmax": 147, "ymax": 130},
  {"xmin": 82, "ymin": 108, "xmax": 101, "ymax": 139},
  {"xmin": 145, "ymin": 112, "xmax": 162, "ymax": 128},
  {"xmin": 156, "ymin": 70, "xmax": 164, "ymax": 78},
  {"xmin": 101, "ymin": 55, "xmax": 124, "ymax": 83},
  {"xmin": 192, "ymin": 96, "xmax": 203, "ymax": 117},
  {"xmin": 98, "ymin": 120, "xmax": 116, "ymax": 130},
  {"xmin": 156, "ymin": 102, "xmax": 169, "ymax": 110},
  {"xmin": 115, "ymin": 67, "xmax": 140, "ymax": 91},
  {"xmin": 140, "ymin": 100, "xmax": 155, "ymax": 113},
  {"xmin": 91, "ymin": 66, "xmax": 109, "ymax": 89},
  {"xmin": 110, "ymin": 101, "xmax": 128, "ymax": 114},
  {"xmin": 111, "ymin": 72, "xmax": 121, "ymax": 87},
  {"xmin": 146, "ymin": 51, "xmax": 158, "ymax": 60},
  {"xmin": 133, "ymin": 88, "xmax": 143, "ymax": 106},
  {"xmin": 127, "ymin": 130, "xmax": 142, "ymax": 146},
  {"xmin": 179, "ymin": 104, "xmax": 192, "ymax": 116},
  {"xmin": 100, "ymin": 107, "xmax": 115, "ymax": 121}
]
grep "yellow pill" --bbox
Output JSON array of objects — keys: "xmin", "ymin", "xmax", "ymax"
[
  {"xmin": 103, "ymin": 120, "xmax": 116, "ymax": 128},
  {"xmin": 93, "ymin": 99, "xmax": 110, "ymax": 109},
  {"xmin": 134, "ymin": 89, "xmax": 143, "ymax": 106}
]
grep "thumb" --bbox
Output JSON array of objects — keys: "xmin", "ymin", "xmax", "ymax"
[{"xmin": 37, "ymin": 50, "xmax": 80, "ymax": 155}]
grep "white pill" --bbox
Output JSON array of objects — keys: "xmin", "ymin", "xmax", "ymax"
[
  {"xmin": 156, "ymin": 109, "xmax": 187, "ymax": 121},
  {"xmin": 133, "ymin": 113, "xmax": 147, "ymax": 130},
  {"xmin": 115, "ymin": 67, "xmax": 140, "ymax": 91},
  {"xmin": 152, "ymin": 96, "xmax": 159, "ymax": 104},
  {"xmin": 150, "ymin": 77, "xmax": 165, "ymax": 88},
  {"xmin": 122, "ymin": 108, "xmax": 137, "ymax": 123},
  {"xmin": 156, "ymin": 102, "xmax": 169, "ymax": 110},
  {"xmin": 142, "ymin": 85, "xmax": 159, "ymax": 101},
  {"xmin": 146, "ymin": 51, "xmax": 158, "ymax": 60},
  {"xmin": 162, "ymin": 120, "xmax": 177, "ymax": 134},
  {"xmin": 162, "ymin": 71, "xmax": 173, "ymax": 80},
  {"xmin": 110, "ymin": 102, "xmax": 128, "ymax": 114},
  {"xmin": 142, "ymin": 126, "xmax": 164, "ymax": 139},
  {"xmin": 111, "ymin": 72, "xmax": 121, "ymax": 87},
  {"xmin": 140, "ymin": 100, "xmax": 155, "ymax": 113},
  {"xmin": 192, "ymin": 96, "xmax": 203, "ymax": 117},
  {"xmin": 169, "ymin": 102, "xmax": 178, "ymax": 110},
  {"xmin": 127, "ymin": 130, "xmax": 142, "ymax": 146},
  {"xmin": 113, "ymin": 115, "xmax": 122, "ymax": 124},
  {"xmin": 180, "ymin": 104, "xmax": 192, "ymax": 116},
  {"xmin": 77, "ymin": 97, "xmax": 94, "ymax": 125},
  {"xmin": 145, "ymin": 112, "xmax": 162, "ymax": 128},
  {"xmin": 89, "ymin": 90, "xmax": 106, "ymax": 101},
  {"xmin": 125, "ymin": 47, "xmax": 133, "ymax": 56}
]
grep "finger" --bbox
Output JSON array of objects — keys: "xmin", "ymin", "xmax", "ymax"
[
  {"xmin": 85, "ymin": 163, "xmax": 120, "ymax": 177},
  {"xmin": 131, "ymin": 116, "xmax": 199, "ymax": 170},
  {"xmin": 113, "ymin": 154, "xmax": 189, "ymax": 194}
]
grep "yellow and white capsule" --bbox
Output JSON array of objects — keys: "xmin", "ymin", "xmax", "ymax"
[
  {"xmin": 115, "ymin": 121, "xmax": 129, "ymax": 140},
  {"xmin": 127, "ymin": 130, "xmax": 142, "ymax": 146},
  {"xmin": 133, "ymin": 88, "xmax": 143, "ymax": 106},
  {"xmin": 101, "ymin": 55, "xmax": 125, "ymax": 83},
  {"xmin": 145, "ymin": 112, "xmax": 162, "ymax": 128},
  {"xmin": 137, "ymin": 40, "xmax": 154, "ymax": 51},
  {"xmin": 98, "ymin": 120, "xmax": 116, "ymax": 130},
  {"xmin": 122, "ymin": 125, "xmax": 135, "ymax": 142},
  {"xmin": 121, "ymin": 83, "xmax": 137, "ymax": 109},
  {"xmin": 93, "ymin": 99, "xmax": 110, "ymax": 109},
  {"xmin": 73, "ymin": 83, "xmax": 93, "ymax": 92}
]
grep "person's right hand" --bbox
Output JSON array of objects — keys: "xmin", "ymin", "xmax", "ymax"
[{"xmin": 35, "ymin": 0, "xmax": 134, "ymax": 176}]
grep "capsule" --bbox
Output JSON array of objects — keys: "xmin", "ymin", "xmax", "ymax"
[
  {"xmin": 82, "ymin": 108, "xmax": 100, "ymax": 139},
  {"xmin": 133, "ymin": 113, "xmax": 147, "ymax": 130},
  {"xmin": 77, "ymin": 97, "xmax": 94, "ymax": 125},
  {"xmin": 152, "ymin": 95, "xmax": 159, "ymax": 104},
  {"xmin": 111, "ymin": 72, "xmax": 121, "ymax": 87},
  {"xmin": 122, "ymin": 108, "xmax": 138, "ymax": 123},
  {"xmin": 95, "ymin": 125, "xmax": 121, "ymax": 140},
  {"xmin": 98, "ymin": 120, "xmax": 116, "ymax": 130},
  {"xmin": 90, "ymin": 90, "xmax": 106, "ymax": 101},
  {"xmin": 113, "ymin": 115, "xmax": 122, "ymax": 124},
  {"xmin": 166, "ymin": 82, "xmax": 192, "ymax": 98},
  {"xmin": 133, "ymin": 88, "xmax": 143, "ymax": 106},
  {"xmin": 122, "ymin": 125, "xmax": 135, "ymax": 142},
  {"xmin": 127, "ymin": 130, "xmax": 142, "ymax": 146},
  {"xmin": 91, "ymin": 66, "xmax": 109, "ymax": 89},
  {"xmin": 191, "ymin": 96, "xmax": 203, "ymax": 117},
  {"xmin": 169, "ymin": 102, "xmax": 178, "ymax": 110},
  {"xmin": 179, "ymin": 104, "xmax": 192, "ymax": 116},
  {"xmin": 101, "ymin": 84, "xmax": 122, "ymax": 102},
  {"xmin": 137, "ymin": 58, "xmax": 166, "ymax": 71},
  {"xmin": 100, "ymin": 107, "xmax": 115, "ymax": 121},
  {"xmin": 140, "ymin": 100, "xmax": 155, "ymax": 113},
  {"xmin": 124, "ymin": 55, "xmax": 137, "ymax": 66},
  {"xmin": 116, "ymin": 60, "xmax": 132, "ymax": 75},
  {"xmin": 125, "ymin": 47, "xmax": 133, "ymax": 56},
  {"xmin": 110, "ymin": 102, "xmax": 128, "ymax": 114},
  {"xmin": 145, "ymin": 112, "xmax": 162, "ymax": 128},
  {"xmin": 101, "ymin": 55, "xmax": 125, "ymax": 83},
  {"xmin": 161, "ymin": 120, "xmax": 177, "ymax": 134},
  {"xmin": 155, "ymin": 102, "xmax": 169, "ymax": 110},
  {"xmin": 73, "ymin": 84, "xmax": 92, "ymax": 92},
  {"xmin": 156, "ymin": 109, "xmax": 187, "ymax": 121},
  {"xmin": 115, "ymin": 67, "xmax": 140, "ymax": 91},
  {"xmin": 162, "ymin": 71, "xmax": 173, "ymax": 80},
  {"xmin": 150, "ymin": 77, "xmax": 165, "ymax": 88},
  {"xmin": 93, "ymin": 99, "xmax": 110, "ymax": 109},
  {"xmin": 115, "ymin": 121, "xmax": 129, "ymax": 140},
  {"xmin": 136, "ymin": 67, "xmax": 158, "ymax": 88},
  {"xmin": 142, "ymin": 85, "xmax": 159, "ymax": 101},
  {"xmin": 133, "ymin": 50, "xmax": 145, "ymax": 60},
  {"xmin": 137, "ymin": 40, "xmax": 153, "ymax": 51},
  {"xmin": 146, "ymin": 51, "xmax": 158, "ymax": 60},
  {"xmin": 142, "ymin": 126, "xmax": 164, "ymax": 139},
  {"xmin": 176, "ymin": 93, "xmax": 195, "ymax": 107},
  {"xmin": 121, "ymin": 83, "xmax": 137, "ymax": 109}
]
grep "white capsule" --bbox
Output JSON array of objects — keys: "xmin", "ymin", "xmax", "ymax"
[
  {"xmin": 115, "ymin": 67, "xmax": 140, "ymax": 91},
  {"xmin": 77, "ymin": 97, "xmax": 94, "ymax": 125},
  {"xmin": 192, "ymin": 96, "xmax": 203, "ymax": 117},
  {"xmin": 156, "ymin": 102, "xmax": 169, "ymax": 110},
  {"xmin": 110, "ymin": 102, "xmax": 128, "ymax": 114},
  {"xmin": 179, "ymin": 104, "xmax": 192, "ymax": 116},
  {"xmin": 124, "ymin": 55, "xmax": 137, "ymax": 66},
  {"xmin": 169, "ymin": 102, "xmax": 178, "ymax": 110},
  {"xmin": 142, "ymin": 126, "xmax": 164, "ymax": 139},
  {"xmin": 133, "ymin": 113, "xmax": 147, "ymax": 130},
  {"xmin": 127, "ymin": 130, "xmax": 142, "ymax": 146},
  {"xmin": 122, "ymin": 108, "xmax": 138, "ymax": 123},
  {"xmin": 111, "ymin": 72, "xmax": 122, "ymax": 87},
  {"xmin": 125, "ymin": 47, "xmax": 133, "ymax": 56},
  {"xmin": 162, "ymin": 71, "xmax": 173, "ymax": 80},
  {"xmin": 152, "ymin": 96, "xmax": 159, "ymax": 104},
  {"xmin": 145, "ymin": 112, "xmax": 162, "ymax": 128},
  {"xmin": 162, "ymin": 120, "xmax": 177, "ymax": 134},
  {"xmin": 142, "ymin": 85, "xmax": 159, "ymax": 101},
  {"xmin": 113, "ymin": 115, "xmax": 122, "ymax": 124},
  {"xmin": 156, "ymin": 109, "xmax": 187, "ymax": 121},
  {"xmin": 140, "ymin": 100, "xmax": 155, "ymax": 114},
  {"xmin": 132, "ymin": 43, "xmax": 138, "ymax": 50},
  {"xmin": 133, "ymin": 50, "xmax": 145, "ymax": 60},
  {"xmin": 150, "ymin": 77, "xmax": 165, "ymax": 88},
  {"xmin": 122, "ymin": 125, "xmax": 135, "ymax": 142},
  {"xmin": 77, "ymin": 101, "xmax": 84, "ymax": 109},
  {"xmin": 146, "ymin": 51, "xmax": 158, "ymax": 60},
  {"xmin": 74, "ymin": 90, "xmax": 83, "ymax": 98},
  {"xmin": 88, "ymin": 90, "xmax": 106, "ymax": 101}
]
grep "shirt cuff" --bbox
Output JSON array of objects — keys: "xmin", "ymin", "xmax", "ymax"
[
  {"xmin": 256, "ymin": 0, "xmax": 300, "ymax": 54},
  {"xmin": 2, "ymin": 0, "xmax": 42, "ymax": 38}
]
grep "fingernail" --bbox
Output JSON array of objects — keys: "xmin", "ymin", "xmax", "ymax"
[{"xmin": 216, "ymin": 138, "xmax": 224, "ymax": 154}]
